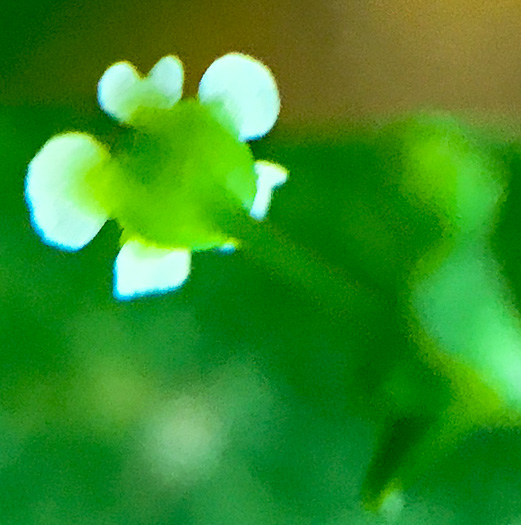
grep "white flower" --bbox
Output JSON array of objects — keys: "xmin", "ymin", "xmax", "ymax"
[{"xmin": 25, "ymin": 53, "xmax": 288, "ymax": 300}]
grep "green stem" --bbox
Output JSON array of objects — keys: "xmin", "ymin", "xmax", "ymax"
[{"xmin": 232, "ymin": 213, "xmax": 391, "ymax": 320}]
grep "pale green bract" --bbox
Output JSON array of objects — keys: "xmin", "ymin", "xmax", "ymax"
[{"xmin": 25, "ymin": 53, "xmax": 287, "ymax": 300}]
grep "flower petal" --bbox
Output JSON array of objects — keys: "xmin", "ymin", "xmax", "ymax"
[
  {"xmin": 148, "ymin": 55, "xmax": 184, "ymax": 104},
  {"xmin": 198, "ymin": 53, "xmax": 280, "ymax": 141},
  {"xmin": 25, "ymin": 133, "xmax": 109, "ymax": 251},
  {"xmin": 218, "ymin": 241, "xmax": 237, "ymax": 254},
  {"xmin": 250, "ymin": 161, "xmax": 288, "ymax": 220},
  {"xmin": 97, "ymin": 62, "xmax": 140, "ymax": 122},
  {"xmin": 98, "ymin": 56, "xmax": 184, "ymax": 123},
  {"xmin": 114, "ymin": 240, "xmax": 191, "ymax": 300}
]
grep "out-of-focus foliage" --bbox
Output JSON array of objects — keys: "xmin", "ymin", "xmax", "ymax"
[{"xmin": 3, "ymin": 105, "xmax": 521, "ymax": 525}]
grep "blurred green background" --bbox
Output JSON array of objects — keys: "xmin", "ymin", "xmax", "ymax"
[{"xmin": 4, "ymin": 1, "xmax": 521, "ymax": 524}]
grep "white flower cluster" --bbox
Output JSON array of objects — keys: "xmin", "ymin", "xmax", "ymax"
[{"xmin": 25, "ymin": 53, "xmax": 288, "ymax": 299}]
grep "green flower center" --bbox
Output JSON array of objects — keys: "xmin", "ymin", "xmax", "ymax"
[{"xmin": 96, "ymin": 99, "xmax": 256, "ymax": 250}]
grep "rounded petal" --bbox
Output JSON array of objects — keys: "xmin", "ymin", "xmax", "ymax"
[
  {"xmin": 250, "ymin": 161, "xmax": 288, "ymax": 220},
  {"xmin": 98, "ymin": 56, "xmax": 184, "ymax": 123},
  {"xmin": 148, "ymin": 55, "xmax": 184, "ymax": 104},
  {"xmin": 198, "ymin": 53, "xmax": 280, "ymax": 141},
  {"xmin": 97, "ymin": 62, "xmax": 140, "ymax": 122},
  {"xmin": 25, "ymin": 133, "xmax": 109, "ymax": 251},
  {"xmin": 114, "ymin": 240, "xmax": 191, "ymax": 300}
]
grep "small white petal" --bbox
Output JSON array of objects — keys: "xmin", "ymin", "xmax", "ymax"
[
  {"xmin": 218, "ymin": 241, "xmax": 237, "ymax": 254},
  {"xmin": 198, "ymin": 53, "xmax": 280, "ymax": 141},
  {"xmin": 148, "ymin": 55, "xmax": 184, "ymax": 104},
  {"xmin": 97, "ymin": 62, "xmax": 140, "ymax": 122},
  {"xmin": 25, "ymin": 133, "xmax": 109, "ymax": 251},
  {"xmin": 114, "ymin": 240, "xmax": 191, "ymax": 300},
  {"xmin": 98, "ymin": 56, "xmax": 184, "ymax": 123},
  {"xmin": 250, "ymin": 161, "xmax": 288, "ymax": 220}
]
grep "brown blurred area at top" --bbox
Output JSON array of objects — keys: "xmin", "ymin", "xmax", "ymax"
[{"xmin": 3, "ymin": 0, "xmax": 521, "ymax": 123}]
